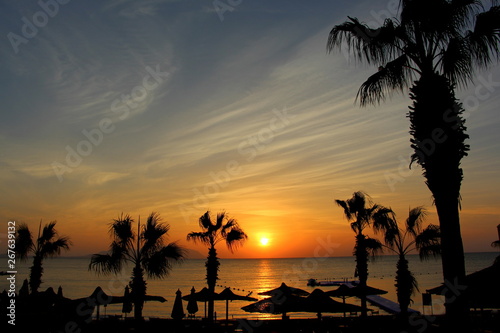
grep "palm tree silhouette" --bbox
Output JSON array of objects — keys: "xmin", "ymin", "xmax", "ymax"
[
  {"xmin": 335, "ymin": 191, "xmax": 383, "ymax": 317},
  {"xmin": 187, "ymin": 211, "xmax": 247, "ymax": 322},
  {"xmin": 373, "ymin": 206, "xmax": 441, "ymax": 316},
  {"xmin": 89, "ymin": 212, "xmax": 184, "ymax": 320},
  {"xmin": 327, "ymin": 1, "xmax": 500, "ymax": 323},
  {"xmin": 15, "ymin": 221, "xmax": 71, "ymax": 294}
]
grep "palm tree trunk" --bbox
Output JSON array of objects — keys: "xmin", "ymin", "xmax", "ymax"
[
  {"xmin": 206, "ymin": 246, "xmax": 220, "ymax": 322},
  {"xmin": 355, "ymin": 234, "xmax": 369, "ymax": 317},
  {"xmin": 395, "ymin": 255, "xmax": 411, "ymax": 316},
  {"xmin": 434, "ymin": 193, "xmax": 468, "ymax": 325},
  {"xmin": 131, "ymin": 265, "xmax": 146, "ymax": 321},
  {"xmin": 408, "ymin": 73, "xmax": 469, "ymax": 327},
  {"xmin": 29, "ymin": 254, "xmax": 43, "ymax": 294}
]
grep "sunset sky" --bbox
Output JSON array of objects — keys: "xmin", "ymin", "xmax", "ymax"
[{"xmin": 1, "ymin": 0, "xmax": 500, "ymax": 259}]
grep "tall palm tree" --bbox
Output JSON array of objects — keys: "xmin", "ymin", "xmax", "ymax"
[
  {"xmin": 335, "ymin": 191, "xmax": 383, "ymax": 316},
  {"xmin": 187, "ymin": 211, "xmax": 247, "ymax": 322},
  {"xmin": 327, "ymin": 0, "xmax": 500, "ymax": 322},
  {"xmin": 373, "ymin": 206, "xmax": 441, "ymax": 316},
  {"xmin": 89, "ymin": 212, "xmax": 184, "ymax": 320},
  {"xmin": 15, "ymin": 221, "xmax": 71, "ymax": 294}
]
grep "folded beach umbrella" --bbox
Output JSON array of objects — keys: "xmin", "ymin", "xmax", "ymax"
[
  {"xmin": 258, "ymin": 282, "xmax": 310, "ymax": 297},
  {"xmin": 182, "ymin": 287, "xmax": 217, "ymax": 318},
  {"xmin": 186, "ymin": 287, "xmax": 199, "ymax": 317},
  {"xmin": 121, "ymin": 286, "xmax": 133, "ymax": 316},
  {"xmin": 216, "ymin": 287, "xmax": 257, "ymax": 322},
  {"xmin": 171, "ymin": 289, "xmax": 185, "ymax": 320}
]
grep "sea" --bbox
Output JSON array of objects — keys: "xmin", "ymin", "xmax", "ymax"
[{"xmin": 1, "ymin": 252, "xmax": 498, "ymax": 320}]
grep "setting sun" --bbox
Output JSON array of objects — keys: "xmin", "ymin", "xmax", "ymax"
[{"xmin": 259, "ymin": 237, "xmax": 270, "ymax": 246}]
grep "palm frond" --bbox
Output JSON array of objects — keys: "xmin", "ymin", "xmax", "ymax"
[
  {"xmin": 142, "ymin": 212, "xmax": 168, "ymax": 255},
  {"xmin": 40, "ymin": 236, "xmax": 71, "ymax": 258},
  {"xmin": 199, "ymin": 211, "xmax": 212, "ymax": 231},
  {"xmin": 415, "ymin": 224, "xmax": 441, "ymax": 260},
  {"xmin": 335, "ymin": 200, "xmax": 352, "ymax": 220},
  {"xmin": 110, "ymin": 214, "xmax": 134, "ymax": 248},
  {"xmin": 109, "ymin": 240, "xmax": 131, "ymax": 260},
  {"xmin": 89, "ymin": 254, "xmax": 123, "ymax": 275},
  {"xmin": 327, "ymin": 16, "xmax": 401, "ymax": 65},
  {"xmin": 406, "ymin": 206, "xmax": 427, "ymax": 238},
  {"xmin": 492, "ymin": 240, "xmax": 500, "ymax": 248},
  {"xmin": 440, "ymin": 37, "xmax": 473, "ymax": 86},
  {"xmin": 357, "ymin": 54, "xmax": 411, "ymax": 106},
  {"xmin": 449, "ymin": 0, "xmax": 485, "ymax": 30},
  {"xmin": 467, "ymin": 6, "xmax": 500, "ymax": 69},
  {"xmin": 221, "ymin": 218, "xmax": 237, "ymax": 235},
  {"xmin": 15, "ymin": 223, "xmax": 34, "ymax": 260},
  {"xmin": 214, "ymin": 212, "xmax": 226, "ymax": 232},
  {"xmin": 187, "ymin": 231, "xmax": 211, "ymax": 247},
  {"xmin": 225, "ymin": 228, "xmax": 248, "ymax": 253},
  {"xmin": 350, "ymin": 191, "xmax": 371, "ymax": 212},
  {"xmin": 372, "ymin": 207, "xmax": 399, "ymax": 247},
  {"xmin": 364, "ymin": 236, "xmax": 384, "ymax": 259},
  {"xmin": 40, "ymin": 221, "xmax": 57, "ymax": 243},
  {"xmin": 143, "ymin": 242, "xmax": 185, "ymax": 279}
]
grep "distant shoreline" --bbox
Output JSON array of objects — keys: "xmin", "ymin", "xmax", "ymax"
[{"xmin": 1, "ymin": 251, "xmax": 497, "ymax": 260}]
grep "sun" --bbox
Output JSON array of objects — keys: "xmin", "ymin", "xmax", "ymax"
[{"xmin": 259, "ymin": 237, "xmax": 270, "ymax": 246}]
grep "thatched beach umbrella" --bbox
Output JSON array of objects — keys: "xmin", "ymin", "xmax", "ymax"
[
  {"xmin": 242, "ymin": 293, "xmax": 304, "ymax": 320},
  {"xmin": 427, "ymin": 256, "xmax": 500, "ymax": 309},
  {"xmin": 72, "ymin": 286, "xmax": 167, "ymax": 321},
  {"xmin": 326, "ymin": 284, "xmax": 386, "ymax": 317},
  {"xmin": 326, "ymin": 284, "xmax": 387, "ymax": 298},
  {"xmin": 216, "ymin": 287, "xmax": 257, "ymax": 322},
  {"xmin": 258, "ymin": 282, "xmax": 310, "ymax": 297},
  {"xmin": 302, "ymin": 289, "xmax": 365, "ymax": 319}
]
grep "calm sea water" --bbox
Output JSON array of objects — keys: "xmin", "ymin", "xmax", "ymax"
[{"xmin": 2, "ymin": 252, "xmax": 498, "ymax": 320}]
